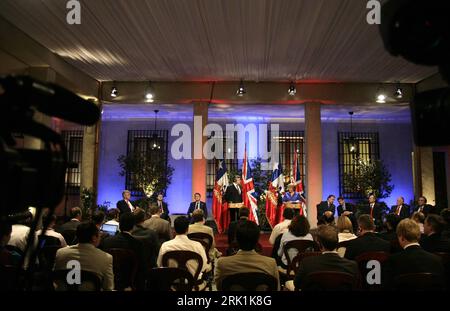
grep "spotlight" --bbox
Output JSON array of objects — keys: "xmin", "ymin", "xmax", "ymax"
[
  {"xmin": 111, "ymin": 86, "xmax": 118, "ymax": 98},
  {"xmin": 376, "ymin": 86, "xmax": 387, "ymax": 103},
  {"xmin": 394, "ymin": 83, "xmax": 403, "ymax": 99},
  {"xmin": 236, "ymin": 79, "xmax": 246, "ymax": 96},
  {"xmin": 145, "ymin": 81, "xmax": 154, "ymax": 102},
  {"xmin": 288, "ymin": 81, "xmax": 296, "ymax": 96}
]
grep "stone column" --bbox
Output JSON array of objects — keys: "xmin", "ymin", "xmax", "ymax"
[
  {"xmin": 413, "ymin": 145, "xmax": 436, "ymax": 204},
  {"xmin": 305, "ymin": 102, "xmax": 322, "ymax": 227},
  {"xmin": 192, "ymin": 102, "xmax": 208, "ymax": 200}
]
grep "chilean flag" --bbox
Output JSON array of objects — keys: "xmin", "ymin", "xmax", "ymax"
[
  {"xmin": 241, "ymin": 146, "xmax": 259, "ymax": 225},
  {"xmin": 291, "ymin": 150, "xmax": 307, "ymax": 216},
  {"xmin": 266, "ymin": 161, "xmax": 284, "ymax": 228},
  {"xmin": 212, "ymin": 160, "xmax": 229, "ymax": 233}
]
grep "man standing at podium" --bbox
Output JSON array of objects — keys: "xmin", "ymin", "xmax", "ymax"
[{"xmin": 224, "ymin": 175, "xmax": 243, "ymax": 222}]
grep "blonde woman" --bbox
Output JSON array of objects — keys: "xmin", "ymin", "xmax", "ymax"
[{"xmin": 336, "ymin": 216, "xmax": 357, "ymax": 257}]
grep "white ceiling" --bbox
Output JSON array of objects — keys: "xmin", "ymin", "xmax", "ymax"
[{"xmin": 0, "ymin": 0, "xmax": 437, "ymax": 83}]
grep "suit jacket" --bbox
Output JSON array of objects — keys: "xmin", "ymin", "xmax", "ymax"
[
  {"xmin": 116, "ymin": 200, "xmax": 134, "ymax": 214},
  {"xmin": 390, "ymin": 204, "xmax": 411, "ymax": 219},
  {"xmin": 378, "ymin": 230, "xmax": 403, "ymax": 253},
  {"xmin": 143, "ymin": 216, "xmax": 172, "ymax": 243},
  {"xmin": 156, "ymin": 201, "xmax": 170, "ymax": 222},
  {"xmin": 383, "ymin": 245, "xmax": 445, "ymax": 289},
  {"xmin": 420, "ymin": 233, "xmax": 450, "ymax": 253},
  {"xmin": 56, "ymin": 220, "xmax": 81, "ymax": 245},
  {"xmin": 54, "ymin": 243, "xmax": 114, "ymax": 290},
  {"xmin": 413, "ymin": 204, "xmax": 436, "ymax": 216},
  {"xmin": 214, "ymin": 250, "xmax": 280, "ymax": 290},
  {"xmin": 337, "ymin": 203, "xmax": 355, "ymax": 216},
  {"xmin": 294, "ymin": 252, "xmax": 359, "ymax": 290},
  {"xmin": 132, "ymin": 224, "xmax": 160, "ymax": 269},
  {"xmin": 227, "ymin": 217, "xmax": 248, "ymax": 245},
  {"xmin": 360, "ymin": 203, "xmax": 384, "ymax": 229},
  {"xmin": 224, "ymin": 184, "xmax": 243, "ymax": 203},
  {"xmin": 187, "ymin": 201, "xmax": 208, "ymax": 219},
  {"xmin": 317, "ymin": 201, "xmax": 336, "ymax": 220},
  {"xmin": 344, "ymin": 232, "xmax": 390, "ymax": 260},
  {"xmin": 100, "ymin": 232, "xmax": 146, "ymax": 289}
]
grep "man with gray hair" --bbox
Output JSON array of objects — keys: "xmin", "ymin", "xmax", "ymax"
[{"xmin": 116, "ymin": 190, "xmax": 136, "ymax": 214}]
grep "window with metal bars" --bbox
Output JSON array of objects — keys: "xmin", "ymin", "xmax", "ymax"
[
  {"xmin": 206, "ymin": 132, "xmax": 238, "ymax": 198},
  {"xmin": 125, "ymin": 130, "xmax": 169, "ymax": 197},
  {"xmin": 338, "ymin": 132, "xmax": 380, "ymax": 199},
  {"xmin": 62, "ymin": 130, "xmax": 83, "ymax": 195}
]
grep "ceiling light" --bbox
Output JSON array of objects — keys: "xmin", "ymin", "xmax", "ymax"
[
  {"xmin": 145, "ymin": 81, "xmax": 154, "ymax": 102},
  {"xmin": 394, "ymin": 83, "xmax": 403, "ymax": 99},
  {"xmin": 110, "ymin": 86, "xmax": 118, "ymax": 98},
  {"xmin": 376, "ymin": 86, "xmax": 386, "ymax": 103},
  {"xmin": 288, "ymin": 81, "xmax": 296, "ymax": 96},
  {"xmin": 236, "ymin": 79, "xmax": 246, "ymax": 96}
]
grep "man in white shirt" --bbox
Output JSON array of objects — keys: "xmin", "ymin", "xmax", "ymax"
[
  {"xmin": 8, "ymin": 211, "xmax": 34, "ymax": 252},
  {"xmin": 36, "ymin": 213, "xmax": 67, "ymax": 247},
  {"xmin": 269, "ymin": 208, "xmax": 294, "ymax": 245},
  {"xmin": 157, "ymin": 216, "xmax": 209, "ymax": 280}
]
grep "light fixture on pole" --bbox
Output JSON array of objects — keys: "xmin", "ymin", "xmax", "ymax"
[
  {"xmin": 145, "ymin": 81, "xmax": 154, "ymax": 102},
  {"xmin": 376, "ymin": 85, "xmax": 387, "ymax": 103},
  {"xmin": 150, "ymin": 109, "xmax": 161, "ymax": 150},
  {"xmin": 394, "ymin": 82, "xmax": 403, "ymax": 99},
  {"xmin": 348, "ymin": 111, "xmax": 358, "ymax": 156},
  {"xmin": 236, "ymin": 79, "xmax": 246, "ymax": 96},
  {"xmin": 288, "ymin": 81, "xmax": 297, "ymax": 96}
]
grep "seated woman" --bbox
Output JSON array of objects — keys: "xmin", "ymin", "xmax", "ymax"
[
  {"xmin": 336, "ymin": 216, "xmax": 357, "ymax": 257},
  {"xmin": 277, "ymin": 215, "xmax": 313, "ymax": 268}
]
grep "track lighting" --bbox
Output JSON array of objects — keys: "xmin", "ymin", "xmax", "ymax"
[
  {"xmin": 288, "ymin": 81, "xmax": 296, "ymax": 96},
  {"xmin": 236, "ymin": 79, "xmax": 246, "ymax": 96}
]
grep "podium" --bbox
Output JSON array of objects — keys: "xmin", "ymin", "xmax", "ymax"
[
  {"xmin": 228, "ymin": 203, "xmax": 245, "ymax": 209},
  {"xmin": 284, "ymin": 202, "xmax": 301, "ymax": 209}
]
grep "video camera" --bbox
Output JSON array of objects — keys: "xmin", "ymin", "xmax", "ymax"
[
  {"xmin": 0, "ymin": 75, "xmax": 100, "ymax": 217},
  {"xmin": 380, "ymin": 0, "xmax": 450, "ymax": 146}
]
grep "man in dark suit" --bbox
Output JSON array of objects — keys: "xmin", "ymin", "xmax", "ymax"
[
  {"xmin": 227, "ymin": 207, "xmax": 250, "ymax": 245},
  {"xmin": 187, "ymin": 193, "xmax": 208, "ymax": 219},
  {"xmin": 132, "ymin": 208, "xmax": 160, "ymax": 269},
  {"xmin": 360, "ymin": 194, "xmax": 384, "ymax": 231},
  {"xmin": 413, "ymin": 196, "xmax": 436, "ymax": 217},
  {"xmin": 224, "ymin": 175, "xmax": 243, "ymax": 221},
  {"xmin": 383, "ymin": 218, "xmax": 446, "ymax": 289},
  {"xmin": 344, "ymin": 214, "xmax": 390, "ymax": 260},
  {"xmin": 379, "ymin": 213, "xmax": 402, "ymax": 253},
  {"xmin": 337, "ymin": 196, "xmax": 357, "ymax": 231},
  {"xmin": 56, "ymin": 207, "xmax": 82, "ymax": 245},
  {"xmin": 421, "ymin": 214, "xmax": 450, "ymax": 253},
  {"xmin": 116, "ymin": 190, "xmax": 136, "ymax": 214},
  {"xmin": 390, "ymin": 196, "xmax": 410, "ymax": 219},
  {"xmin": 155, "ymin": 193, "xmax": 170, "ymax": 223},
  {"xmin": 293, "ymin": 225, "xmax": 359, "ymax": 291},
  {"xmin": 316, "ymin": 195, "xmax": 336, "ymax": 221},
  {"xmin": 100, "ymin": 212, "xmax": 146, "ymax": 290}
]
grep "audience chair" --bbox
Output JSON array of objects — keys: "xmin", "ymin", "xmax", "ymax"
[
  {"xmin": 301, "ymin": 271, "xmax": 358, "ymax": 291},
  {"xmin": 222, "ymin": 272, "xmax": 278, "ymax": 291},
  {"xmin": 287, "ymin": 252, "xmax": 322, "ymax": 280},
  {"xmin": 355, "ymin": 251, "xmax": 390, "ymax": 290},
  {"xmin": 187, "ymin": 232, "xmax": 213, "ymax": 263},
  {"xmin": 146, "ymin": 267, "xmax": 195, "ymax": 291},
  {"xmin": 279, "ymin": 240, "xmax": 318, "ymax": 279},
  {"xmin": 105, "ymin": 248, "xmax": 139, "ymax": 291},
  {"xmin": 0, "ymin": 265, "xmax": 21, "ymax": 290},
  {"xmin": 53, "ymin": 269, "xmax": 102, "ymax": 291},
  {"xmin": 161, "ymin": 250, "xmax": 206, "ymax": 291},
  {"xmin": 394, "ymin": 272, "xmax": 445, "ymax": 290}
]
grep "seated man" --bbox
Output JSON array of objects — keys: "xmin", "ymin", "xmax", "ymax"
[
  {"xmin": 383, "ymin": 219, "xmax": 445, "ymax": 289},
  {"xmin": 187, "ymin": 193, "xmax": 208, "ymax": 220},
  {"xmin": 420, "ymin": 214, "xmax": 450, "ymax": 253},
  {"xmin": 316, "ymin": 195, "xmax": 336, "ymax": 222},
  {"xmin": 157, "ymin": 216, "xmax": 210, "ymax": 280},
  {"xmin": 269, "ymin": 208, "xmax": 294, "ymax": 245},
  {"xmin": 143, "ymin": 203, "xmax": 172, "ymax": 243},
  {"xmin": 132, "ymin": 208, "xmax": 160, "ymax": 269},
  {"xmin": 100, "ymin": 213, "xmax": 146, "ymax": 290},
  {"xmin": 104, "ymin": 208, "xmax": 120, "ymax": 226},
  {"xmin": 227, "ymin": 207, "xmax": 250, "ymax": 245},
  {"xmin": 36, "ymin": 213, "xmax": 67, "ymax": 247},
  {"xmin": 344, "ymin": 214, "xmax": 390, "ymax": 260},
  {"xmin": 0, "ymin": 220, "xmax": 22, "ymax": 267},
  {"xmin": 54, "ymin": 222, "xmax": 114, "ymax": 291},
  {"xmin": 8, "ymin": 211, "xmax": 34, "ymax": 253},
  {"xmin": 155, "ymin": 193, "xmax": 170, "ymax": 223},
  {"xmin": 215, "ymin": 220, "xmax": 280, "ymax": 290},
  {"xmin": 188, "ymin": 209, "xmax": 221, "ymax": 262},
  {"xmin": 116, "ymin": 190, "xmax": 136, "ymax": 214},
  {"xmin": 413, "ymin": 196, "xmax": 436, "ymax": 217},
  {"xmin": 291, "ymin": 225, "xmax": 359, "ymax": 291},
  {"xmin": 390, "ymin": 196, "xmax": 410, "ymax": 219},
  {"xmin": 56, "ymin": 207, "xmax": 82, "ymax": 245}
]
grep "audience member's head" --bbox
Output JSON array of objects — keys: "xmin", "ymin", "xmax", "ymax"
[
  {"xmin": 70, "ymin": 207, "xmax": 82, "ymax": 221},
  {"xmin": 418, "ymin": 196, "xmax": 427, "ymax": 206},
  {"xmin": 0, "ymin": 220, "xmax": 12, "ymax": 246},
  {"xmin": 119, "ymin": 213, "xmax": 135, "ymax": 232},
  {"xmin": 424, "ymin": 214, "xmax": 446, "ymax": 236},
  {"xmin": 358, "ymin": 214, "xmax": 375, "ymax": 233},
  {"xmin": 283, "ymin": 208, "xmax": 294, "ymax": 220},
  {"xmin": 133, "ymin": 208, "xmax": 146, "ymax": 225},
  {"xmin": 441, "ymin": 208, "xmax": 450, "ymax": 226},
  {"xmin": 396, "ymin": 218, "xmax": 421, "ymax": 248},
  {"xmin": 107, "ymin": 208, "xmax": 120, "ymax": 221},
  {"xmin": 91, "ymin": 211, "xmax": 105, "ymax": 228},
  {"xmin": 122, "ymin": 190, "xmax": 131, "ymax": 201},
  {"xmin": 336, "ymin": 216, "xmax": 353, "ymax": 233},
  {"xmin": 174, "ymin": 216, "xmax": 190, "ymax": 235},
  {"xmin": 411, "ymin": 211, "xmax": 425, "ymax": 224},
  {"xmin": 42, "ymin": 212, "xmax": 57, "ymax": 229},
  {"xmin": 316, "ymin": 225, "xmax": 339, "ymax": 251},
  {"xmin": 76, "ymin": 222, "xmax": 100, "ymax": 246},
  {"xmin": 238, "ymin": 208, "xmax": 250, "ymax": 219},
  {"xmin": 192, "ymin": 209, "xmax": 205, "ymax": 223},
  {"xmin": 384, "ymin": 213, "xmax": 401, "ymax": 232},
  {"xmin": 289, "ymin": 215, "xmax": 310, "ymax": 237},
  {"xmin": 236, "ymin": 220, "xmax": 260, "ymax": 251},
  {"xmin": 149, "ymin": 203, "xmax": 161, "ymax": 216}
]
